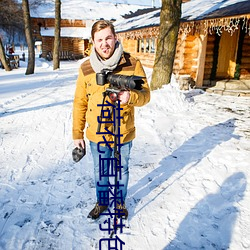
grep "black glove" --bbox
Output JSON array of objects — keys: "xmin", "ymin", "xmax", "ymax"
[{"xmin": 72, "ymin": 146, "xmax": 86, "ymax": 162}]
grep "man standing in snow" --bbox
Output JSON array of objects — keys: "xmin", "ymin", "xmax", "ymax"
[{"xmin": 72, "ymin": 20, "xmax": 150, "ymax": 220}]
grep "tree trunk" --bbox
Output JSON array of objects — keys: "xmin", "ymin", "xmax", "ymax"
[
  {"xmin": 151, "ymin": 0, "xmax": 182, "ymax": 90},
  {"xmin": 0, "ymin": 37, "xmax": 11, "ymax": 71},
  {"xmin": 53, "ymin": 0, "xmax": 61, "ymax": 70},
  {"xmin": 22, "ymin": 0, "xmax": 35, "ymax": 75}
]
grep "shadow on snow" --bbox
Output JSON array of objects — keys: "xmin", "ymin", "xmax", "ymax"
[
  {"xmin": 0, "ymin": 100, "xmax": 73, "ymax": 117},
  {"xmin": 128, "ymin": 118, "xmax": 242, "ymax": 248},
  {"xmin": 164, "ymin": 172, "xmax": 247, "ymax": 249}
]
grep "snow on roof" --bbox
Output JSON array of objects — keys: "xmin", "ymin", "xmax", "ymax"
[
  {"xmin": 40, "ymin": 27, "xmax": 91, "ymax": 39},
  {"xmin": 114, "ymin": 8, "xmax": 160, "ymax": 32},
  {"xmin": 30, "ymin": 0, "xmax": 151, "ymax": 20},
  {"xmin": 182, "ymin": 0, "xmax": 250, "ymax": 21},
  {"xmin": 114, "ymin": 0, "xmax": 250, "ymax": 32}
]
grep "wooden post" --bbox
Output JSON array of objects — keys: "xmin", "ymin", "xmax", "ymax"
[{"xmin": 195, "ymin": 32, "xmax": 207, "ymax": 88}]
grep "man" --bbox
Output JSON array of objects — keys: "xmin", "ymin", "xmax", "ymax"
[{"xmin": 72, "ymin": 20, "xmax": 150, "ymax": 220}]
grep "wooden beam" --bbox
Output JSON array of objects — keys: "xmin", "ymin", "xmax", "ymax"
[{"xmin": 195, "ymin": 32, "xmax": 207, "ymax": 87}]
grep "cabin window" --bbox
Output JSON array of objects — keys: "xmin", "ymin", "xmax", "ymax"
[
  {"xmin": 150, "ymin": 38, "xmax": 155, "ymax": 53},
  {"xmin": 137, "ymin": 38, "xmax": 156, "ymax": 54}
]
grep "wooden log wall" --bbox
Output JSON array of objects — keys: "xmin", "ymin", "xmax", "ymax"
[
  {"xmin": 72, "ymin": 38, "xmax": 87, "ymax": 56},
  {"xmin": 183, "ymin": 35, "xmax": 198, "ymax": 79},
  {"xmin": 134, "ymin": 53, "xmax": 156, "ymax": 68},
  {"xmin": 173, "ymin": 34, "xmax": 199, "ymax": 80},
  {"xmin": 61, "ymin": 38, "xmax": 74, "ymax": 52},
  {"xmin": 41, "ymin": 37, "xmax": 53, "ymax": 58},
  {"xmin": 173, "ymin": 34, "xmax": 185, "ymax": 75},
  {"xmin": 120, "ymin": 31, "xmax": 200, "ymax": 78},
  {"xmin": 120, "ymin": 39, "xmax": 137, "ymax": 54},
  {"xmin": 32, "ymin": 18, "xmax": 86, "ymax": 29},
  {"xmin": 240, "ymin": 35, "xmax": 250, "ymax": 79},
  {"xmin": 120, "ymin": 38, "xmax": 156, "ymax": 68},
  {"xmin": 41, "ymin": 37, "xmax": 86, "ymax": 58},
  {"xmin": 203, "ymin": 34, "xmax": 215, "ymax": 82}
]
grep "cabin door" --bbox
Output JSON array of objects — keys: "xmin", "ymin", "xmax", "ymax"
[{"xmin": 216, "ymin": 30, "xmax": 239, "ymax": 79}]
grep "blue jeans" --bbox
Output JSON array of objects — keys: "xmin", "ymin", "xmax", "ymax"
[{"xmin": 90, "ymin": 140, "xmax": 132, "ymax": 205}]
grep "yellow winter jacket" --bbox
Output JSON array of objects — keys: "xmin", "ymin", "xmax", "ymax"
[{"xmin": 72, "ymin": 52, "xmax": 150, "ymax": 145}]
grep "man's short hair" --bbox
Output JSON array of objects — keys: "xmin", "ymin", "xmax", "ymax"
[{"xmin": 91, "ymin": 20, "xmax": 116, "ymax": 40}]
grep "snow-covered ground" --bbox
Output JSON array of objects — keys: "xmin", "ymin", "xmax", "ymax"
[{"xmin": 0, "ymin": 49, "xmax": 249, "ymax": 250}]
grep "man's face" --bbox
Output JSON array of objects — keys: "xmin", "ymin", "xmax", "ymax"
[{"xmin": 93, "ymin": 27, "xmax": 117, "ymax": 60}]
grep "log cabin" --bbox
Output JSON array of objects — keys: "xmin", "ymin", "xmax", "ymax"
[
  {"xmin": 115, "ymin": 0, "xmax": 250, "ymax": 94},
  {"xmin": 31, "ymin": 18, "xmax": 92, "ymax": 60}
]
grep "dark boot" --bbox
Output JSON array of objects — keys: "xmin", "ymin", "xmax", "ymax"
[
  {"xmin": 87, "ymin": 202, "xmax": 108, "ymax": 220},
  {"xmin": 115, "ymin": 201, "xmax": 128, "ymax": 219}
]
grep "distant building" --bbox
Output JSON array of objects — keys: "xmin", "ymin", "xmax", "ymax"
[
  {"xmin": 31, "ymin": 17, "xmax": 92, "ymax": 60},
  {"xmin": 30, "ymin": 1, "xmax": 151, "ymax": 60}
]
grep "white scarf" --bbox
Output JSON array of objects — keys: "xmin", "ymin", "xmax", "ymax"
[{"xmin": 90, "ymin": 41, "xmax": 123, "ymax": 73}]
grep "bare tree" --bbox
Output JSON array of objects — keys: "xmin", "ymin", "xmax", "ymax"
[
  {"xmin": 0, "ymin": 37, "xmax": 11, "ymax": 71},
  {"xmin": 53, "ymin": 0, "xmax": 61, "ymax": 70},
  {"xmin": 151, "ymin": 0, "xmax": 182, "ymax": 90},
  {"xmin": 22, "ymin": 0, "xmax": 35, "ymax": 75},
  {"xmin": 29, "ymin": 0, "xmax": 47, "ymax": 8},
  {"xmin": 0, "ymin": 0, "xmax": 24, "ymax": 37},
  {"xmin": 0, "ymin": 0, "xmax": 23, "ymax": 71}
]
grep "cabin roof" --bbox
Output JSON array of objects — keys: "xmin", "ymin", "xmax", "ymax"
[
  {"xmin": 40, "ymin": 27, "xmax": 91, "ymax": 39},
  {"xmin": 182, "ymin": 0, "xmax": 250, "ymax": 21},
  {"xmin": 115, "ymin": 0, "xmax": 250, "ymax": 32},
  {"xmin": 115, "ymin": 8, "xmax": 160, "ymax": 33},
  {"xmin": 30, "ymin": 0, "xmax": 151, "ymax": 20}
]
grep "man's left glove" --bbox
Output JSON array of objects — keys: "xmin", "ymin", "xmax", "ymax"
[{"xmin": 72, "ymin": 146, "xmax": 86, "ymax": 162}]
